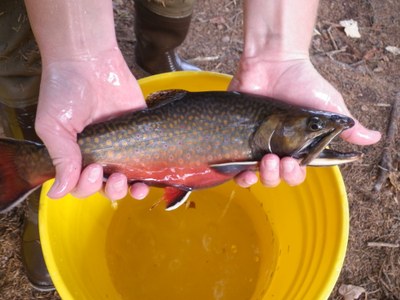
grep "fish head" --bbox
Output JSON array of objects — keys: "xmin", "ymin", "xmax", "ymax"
[{"xmin": 252, "ymin": 109, "xmax": 361, "ymax": 166}]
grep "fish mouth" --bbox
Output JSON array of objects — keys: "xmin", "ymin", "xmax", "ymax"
[{"xmin": 297, "ymin": 127, "xmax": 362, "ymax": 166}]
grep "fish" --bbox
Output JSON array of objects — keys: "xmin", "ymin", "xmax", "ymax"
[{"xmin": 0, "ymin": 89, "xmax": 361, "ymax": 213}]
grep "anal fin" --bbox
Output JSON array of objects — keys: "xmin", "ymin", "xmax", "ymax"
[{"xmin": 164, "ymin": 187, "xmax": 192, "ymax": 211}]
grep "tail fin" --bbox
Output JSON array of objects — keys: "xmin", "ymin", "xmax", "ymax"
[{"xmin": 0, "ymin": 138, "xmax": 52, "ymax": 213}]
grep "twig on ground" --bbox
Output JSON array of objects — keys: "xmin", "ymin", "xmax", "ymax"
[
  {"xmin": 367, "ymin": 242, "xmax": 400, "ymax": 248},
  {"xmin": 322, "ymin": 20, "xmax": 342, "ymax": 28},
  {"xmin": 374, "ymin": 103, "xmax": 392, "ymax": 107},
  {"xmin": 374, "ymin": 93, "xmax": 400, "ymax": 192},
  {"xmin": 188, "ymin": 55, "xmax": 220, "ymax": 62},
  {"xmin": 324, "ymin": 46, "xmax": 348, "ymax": 59},
  {"xmin": 349, "ymin": 60, "xmax": 367, "ymax": 68},
  {"xmin": 327, "ymin": 26, "xmax": 339, "ymax": 50}
]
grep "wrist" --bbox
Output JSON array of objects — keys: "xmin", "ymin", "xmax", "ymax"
[
  {"xmin": 25, "ymin": 0, "xmax": 118, "ymax": 65},
  {"xmin": 230, "ymin": 56, "xmax": 313, "ymax": 95},
  {"xmin": 242, "ymin": 0, "xmax": 319, "ymax": 62},
  {"xmin": 241, "ymin": 48, "xmax": 310, "ymax": 63},
  {"xmin": 41, "ymin": 45, "xmax": 122, "ymax": 67},
  {"xmin": 236, "ymin": 55, "xmax": 312, "ymax": 79},
  {"xmin": 40, "ymin": 41, "xmax": 121, "ymax": 66}
]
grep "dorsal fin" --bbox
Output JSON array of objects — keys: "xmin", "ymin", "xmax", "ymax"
[{"xmin": 145, "ymin": 89, "xmax": 188, "ymax": 108}]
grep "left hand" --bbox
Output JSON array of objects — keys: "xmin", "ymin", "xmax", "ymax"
[{"xmin": 229, "ymin": 56, "xmax": 381, "ymax": 188}]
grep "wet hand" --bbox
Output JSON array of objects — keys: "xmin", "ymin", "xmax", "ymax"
[
  {"xmin": 35, "ymin": 48, "xmax": 150, "ymax": 201},
  {"xmin": 230, "ymin": 57, "xmax": 381, "ymax": 188}
]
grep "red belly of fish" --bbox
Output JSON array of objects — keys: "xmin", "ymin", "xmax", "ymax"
[{"xmin": 106, "ymin": 162, "xmax": 232, "ymax": 190}]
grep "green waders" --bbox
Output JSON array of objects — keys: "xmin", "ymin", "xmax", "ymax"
[
  {"xmin": 0, "ymin": 0, "xmax": 54, "ymax": 291},
  {"xmin": 134, "ymin": 0, "xmax": 200, "ymax": 74}
]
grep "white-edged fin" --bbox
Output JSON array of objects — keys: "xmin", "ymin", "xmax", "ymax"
[
  {"xmin": 0, "ymin": 185, "xmax": 41, "ymax": 214},
  {"xmin": 164, "ymin": 186, "xmax": 192, "ymax": 211},
  {"xmin": 210, "ymin": 161, "xmax": 259, "ymax": 175}
]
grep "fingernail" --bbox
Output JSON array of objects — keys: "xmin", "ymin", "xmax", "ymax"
[
  {"xmin": 132, "ymin": 190, "xmax": 146, "ymax": 200},
  {"xmin": 283, "ymin": 160, "xmax": 295, "ymax": 173},
  {"xmin": 130, "ymin": 183, "xmax": 148, "ymax": 200},
  {"xmin": 88, "ymin": 166, "xmax": 102, "ymax": 183},
  {"xmin": 47, "ymin": 180, "xmax": 60, "ymax": 198},
  {"xmin": 48, "ymin": 179, "xmax": 68, "ymax": 198},
  {"xmin": 245, "ymin": 175, "xmax": 258, "ymax": 186},
  {"xmin": 113, "ymin": 178, "xmax": 126, "ymax": 192},
  {"xmin": 265, "ymin": 158, "xmax": 278, "ymax": 171}
]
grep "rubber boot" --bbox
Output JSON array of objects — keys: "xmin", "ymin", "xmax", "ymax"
[
  {"xmin": 0, "ymin": 0, "xmax": 54, "ymax": 291},
  {"xmin": 22, "ymin": 189, "xmax": 55, "ymax": 291},
  {"xmin": 134, "ymin": 1, "xmax": 200, "ymax": 74},
  {"xmin": 17, "ymin": 107, "xmax": 54, "ymax": 292}
]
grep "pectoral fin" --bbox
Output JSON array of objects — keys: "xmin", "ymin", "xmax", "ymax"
[
  {"xmin": 164, "ymin": 186, "xmax": 192, "ymax": 211},
  {"xmin": 210, "ymin": 161, "xmax": 259, "ymax": 175}
]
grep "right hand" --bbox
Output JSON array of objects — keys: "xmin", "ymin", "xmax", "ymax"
[{"xmin": 35, "ymin": 48, "xmax": 150, "ymax": 201}]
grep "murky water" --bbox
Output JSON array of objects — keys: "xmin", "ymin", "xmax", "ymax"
[{"xmin": 106, "ymin": 187, "xmax": 275, "ymax": 300}]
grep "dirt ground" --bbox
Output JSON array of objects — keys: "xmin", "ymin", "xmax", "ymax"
[{"xmin": 0, "ymin": 0, "xmax": 399, "ymax": 299}]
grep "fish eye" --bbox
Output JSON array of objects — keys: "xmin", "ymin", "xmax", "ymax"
[{"xmin": 307, "ymin": 117, "xmax": 325, "ymax": 131}]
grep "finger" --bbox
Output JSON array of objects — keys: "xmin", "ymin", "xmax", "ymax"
[
  {"xmin": 280, "ymin": 157, "xmax": 306, "ymax": 186},
  {"xmin": 71, "ymin": 164, "xmax": 103, "ymax": 198},
  {"xmin": 259, "ymin": 154, "xmax": 281, "ymax": 187},
  {"xmin": 340, "ymin": 120, "xmax": 381, "ymax": 146},
  {"xmin": 104, "ymin": 173, "xmax": 128, "ymax": 201},
  {"xmin": 234, "ymin": 171, "xmax": 258, "ymax": 188},
  {"xmin": 129, "ymin": 182, "xmax": 150, "ymax": 200}
]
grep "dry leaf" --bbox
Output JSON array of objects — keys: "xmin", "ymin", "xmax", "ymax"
[
  {"xmin": 385, "ymin": 46, "xmax": 400, "ymax": 55},
  {"xmin": 338, "ymin": 284, "xmax": 366, "ymax": 300},
  {"xmin": 340, "ymin": 19, "xmax": 361, "ymax": 38}
]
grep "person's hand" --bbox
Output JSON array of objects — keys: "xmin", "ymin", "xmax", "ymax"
[
  {"xmin": 229, "ymin": 56, "xmax": 381, "ymax": 188},
  {"xmin": 35, "ymin": 48, "xmax": 150, "ymax": 201}
]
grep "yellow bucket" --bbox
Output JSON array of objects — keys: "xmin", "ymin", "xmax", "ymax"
[{"xmin": 39, "ymin": 71, "xmax": 348, "ymax": 300}]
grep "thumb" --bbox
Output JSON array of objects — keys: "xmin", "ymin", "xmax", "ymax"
[
  {"xmin": 38, "ymin": 129, "xmax": 82, "ymax": 198},
  {"xmin": 340, "ymin": 119, "xmax": 381, "ymax": 146}
]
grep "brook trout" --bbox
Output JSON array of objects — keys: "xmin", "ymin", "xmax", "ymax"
[{"xmin": 0, "ymin": 90, "xmax": 361, "ymax": 212}]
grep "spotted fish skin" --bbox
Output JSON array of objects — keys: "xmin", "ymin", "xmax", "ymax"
[
  {"xmin": 0, "ymin": 90, "xmax": 356, "ymax": 211},
  {"xmin": 78, "ymin": 90, "xmax": 265, "ymax": 189}
]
